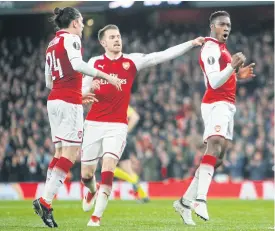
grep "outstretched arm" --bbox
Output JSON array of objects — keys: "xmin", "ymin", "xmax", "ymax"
[{"xmin": 134, "ymin": 37, "xmax": 204, "ymax": 71}]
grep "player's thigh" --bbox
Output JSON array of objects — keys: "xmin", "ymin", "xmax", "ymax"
[
  {"xmin": 47, "ymin": 100, "xmax": 62, "ymax": 148},
  {"xmin": 201, "ymin": 102, "xmax": 234, "ymax": 142},
  {"xmin": 225, "ymin": 105, "xmax": 236, "ymax": 141},
  {"xmin": 102, "ymin": 132, "xmax": 127, "ymax": 161},
  {"xmin": 81, "ymin": 122, "xmax": 104, "ymax": 166},
  {"xmin": 57, "ymin": 101, "xmax": 84, "ymax": 146}
]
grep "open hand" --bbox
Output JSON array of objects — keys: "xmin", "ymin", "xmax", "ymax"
[
  {"xmin": 82, "ymin": 93, "xmax": 98, "ymax": 105},
  {"xmin": 192, "ymin": 37, "xmax": 205, "ymax": 46},
  {"xmin": 91, "ymin": 80, "xmax": 100, "ymax": 91},
  {"xmin": 107, "ymin": 75, "xmax": 122, "ymax": 91},
  {"xmin": 238, "ymin": 63, "xmax": 256, "ymax": 79}
]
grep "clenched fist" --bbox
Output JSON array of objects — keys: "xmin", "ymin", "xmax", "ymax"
[{"xmin": 231, "ymin": 52, "xmax": 246, "ymax": 69}]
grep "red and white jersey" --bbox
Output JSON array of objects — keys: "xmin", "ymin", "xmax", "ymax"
[
  {"xmin": 83, "ymin": 54, "xmax": 142, "ymax": 124},
  {"xmin": 199, "ymin": 37, "xmax": 236, "ymax": 104},
  {"xmin": 46, "ymin": 30, "xmax": 83, "ymax": 104},
  {"xmin": 83, "ymin": 41, "xmax": 193, "ymax": 124}
]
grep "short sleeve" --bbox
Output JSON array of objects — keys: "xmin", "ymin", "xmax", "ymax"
[
  {"xmin": 63, "ymin": 34, "xmax": 82, "ymax": 61},
  {"xmin": 201, "ymin": 42, "xmax": 221, "ymax": 76}
]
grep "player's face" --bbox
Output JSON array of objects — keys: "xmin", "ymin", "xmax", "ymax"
[
  {"xmin": 211, "ymin": 16, "xmax": 231, "ymax": 43},
  {"xmin": 74, "ymin": 15, "xmax": 84, "ymax": 38},
  {"xmin": 101, "ymin": 29, "xmax": 122, "ymax": 53}
]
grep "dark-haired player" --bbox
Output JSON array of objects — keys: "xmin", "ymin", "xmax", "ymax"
[
  {"xmin": 173, "ymin": 11, "xmax": 255, "ymax": 226},
  {"xmin": 81, "ymin": 24, "xmax": 204, "ymax": 226},
  {"xmin": 32, "ymin": 7, "xmax": 121, "ymax": 228}
]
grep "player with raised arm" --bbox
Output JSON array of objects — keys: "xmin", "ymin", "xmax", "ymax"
[
  {"xmin": 32, "ymin": 8, "xmax": 121, "ymax": 228},
  {"xmin": 173, "ymin": 11, "xmax": 255, "ymax": 226},
  {"xmin": 80, "ymin": 24, "xmax": 204, "ymax": 227}
]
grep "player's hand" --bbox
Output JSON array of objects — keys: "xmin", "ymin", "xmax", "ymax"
[
  {"xmin": 106, "ymin": 75, "xmax": 122, "ymax": 91},
  {"xmin": 192, "ymin": 37, "xmax": 205, "ymax": 46},
  {"xmin": 238, "ymin": 63, "xmax": 256, "ymax": 79},
  {"xmin": 82, "ymin": 93, "xmax": 98, "ymax": 105},
  {"xmin": 91, "ymin": 80, "xmax": 100, "ymax": 91},
  {"xmin": 231, "ymin": 52, "xmax": 246, "ymax": 69}
]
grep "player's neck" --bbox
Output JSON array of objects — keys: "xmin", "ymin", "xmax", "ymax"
[
  {"xmin": 59, "ymin": 28, "xmax": 75, "ymax": 35},
  {"xmin": 209, "ymin": 33, "xmax": 218, "ymax": 41},
  {"xmin": 105, "ymin": 51, "xmax": 122, "ymax": 60}
]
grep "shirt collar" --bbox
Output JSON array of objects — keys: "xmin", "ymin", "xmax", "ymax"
[
  {"xmin": 205, "ymin": 37, "xmax": 226, "ymax": 46},
  {"xmin": 56, "ymin": 30, "xmax": 70, "ymax": 36},
  {"xmin": 104, "ymin": 53, "xmax": 123, "ymax": 61}
]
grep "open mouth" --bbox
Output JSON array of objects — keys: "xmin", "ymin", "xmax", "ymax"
[
  {"xmin": 114, "ymin": 44, "xmax": 120, "ymax": 47},
  {"xmin": 223, "ymin": 34, "xmax": 229, "ymax": 39}
]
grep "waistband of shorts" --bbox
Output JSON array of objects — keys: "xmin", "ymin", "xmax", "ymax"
[
  {"xmin": 84, "ymin": 120, "xmax": 128, "ymax": 129},
  {"xmin": 201, "ymin": 101, "xmax": 236, "ymax": 108}
]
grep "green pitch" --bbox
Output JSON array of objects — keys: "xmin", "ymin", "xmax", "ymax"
[{"xmin": 0, "ymin": 199, "xmax": 273, "ymax": 231}]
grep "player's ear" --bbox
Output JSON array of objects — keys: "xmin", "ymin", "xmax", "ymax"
[
  {"xmin": 100, "ymin": 40, "xmax": 105, "ymax": 48},
  {"xmin": 72, "ymin": 19, "xmax": 78, "ymax": 28},
  {"xmin": 210, "ymin": 23, "xmax": 214, "ymax": 32}
]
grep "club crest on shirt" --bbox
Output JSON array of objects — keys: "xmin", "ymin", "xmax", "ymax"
[
  {"xmin": 207, "ymin": 56, "xmax": 215, "ymax": 65},
  {"xmin": 78, "ymin": 131, "xmax": 83, "ymax": 139},
  {"xmin": 215, "ymin": 125, "xmax": 221, "ymax": 132},
  {"xmin": 122, "ymin": 62, "xmax": 130, "ymax": 70}
]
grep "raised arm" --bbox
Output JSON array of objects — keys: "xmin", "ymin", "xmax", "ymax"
[{"xmin": 134, "ymin": 37, "xmax": 204, "ymax": 71}]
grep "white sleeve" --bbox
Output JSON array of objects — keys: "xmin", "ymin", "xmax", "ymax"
[
  {"xmin": 131, "ymin": 41, "xmax": 194, "ymax": 71},
  {"xmin": 63, "ymin": 34, "xmax": 98, "ymax": 77},
  {"xmin": 82, "ymin": 58, "xmax": 97, "ymax": 95},
  {"xmin": 63, "ymin": 34, "xmax": 82, "ymax": 62},
  {"xmin": 201, "ymin": 43, "xmax": 234, "ymax": 89},
  {"xmin": 45, "ymin": 61, "xmax": 53, "ymax": 89}
]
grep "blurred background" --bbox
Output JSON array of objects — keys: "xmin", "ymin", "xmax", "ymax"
[{"xmin": 0, "ymin": 1, "xmax": 274, "ymax": 184}]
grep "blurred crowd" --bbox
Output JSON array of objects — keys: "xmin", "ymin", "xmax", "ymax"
[{"xmin": 0, "ymin": 24, "xmax": 274, "ymax": 182}]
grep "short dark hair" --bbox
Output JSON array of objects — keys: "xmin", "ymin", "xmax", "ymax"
[
  {"xmin": 50, "ymin": 7, "xmax": 81, "ymax": 30},
  {"xmin": 209, "ymin": 11, "xmax": 230, "ymax": 24},
  {"xmin": 98, "ymin": 24, "xmax": 119, "ymax": 41}
]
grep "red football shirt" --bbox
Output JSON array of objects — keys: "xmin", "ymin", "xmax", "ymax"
[
  {"xmin": 46, "ymin": 30, "xmax": 83, "ymax": 104},
  {"xmin": 84, "ymin": 54, "xmax": 137, "ymax": 124},
  {"xmin": 82, "ymin": 41, "xmax": 194, "ymax": 124},
  {"xmin": 199, "ymin": 37, "xmax": 236, "ymax": 104}
]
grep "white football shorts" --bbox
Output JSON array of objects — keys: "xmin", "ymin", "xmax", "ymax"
[
  {"xmin": 201, "ymin": 101, "xmax": 236, "ymax": 143},
  {"xmin": 47, "ymin": 100, "xmax": 84, "ymax": 147},
  {"xmin": 81, "ymin": 121, "xmax": 128, "ymax": 165}
]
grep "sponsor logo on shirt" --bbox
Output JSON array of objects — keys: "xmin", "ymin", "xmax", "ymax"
[
  {"xmin": 99, "ymin": 74, "xmax": 127, "ymax": 85},
  {"xmin": 99, "ymin": 79, "xmax": 127, "ymax": 85}
]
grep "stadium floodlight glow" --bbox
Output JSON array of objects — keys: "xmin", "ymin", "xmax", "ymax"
[
  {"xmin": 144, "ymin": 1, "xmax": 162, "ymax": 6},
  {"xmin": 143, "ymin": 1, "xmax": 182, "ymax": 6},
  {"xmin": 86, "ymin": 19, "xmax": 94, "ymax": 27},
  {"xmin": 109, "ymin": 1, "xmax": 135, "ymax": 9},
  {"xmin": 167, "ymin": 1, "xmax": 182, "ymax": 5}
]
